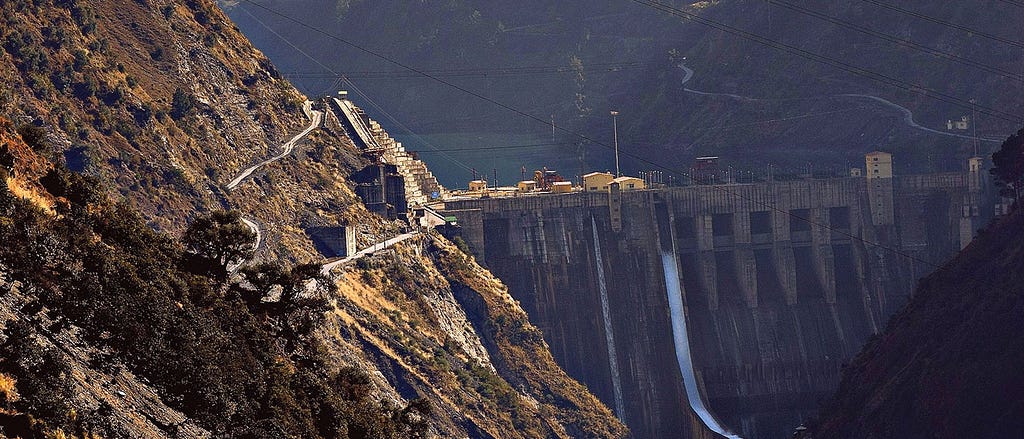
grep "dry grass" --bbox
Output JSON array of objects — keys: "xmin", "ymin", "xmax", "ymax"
[
  {"xmin": 0, "ymin": 373, "xmax": 18, "ymax": 404},
  {"xmin": 7, "ymin": 177, "xmax": 55, "ymax": 215}
]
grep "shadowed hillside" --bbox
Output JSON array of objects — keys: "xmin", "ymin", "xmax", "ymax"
[{"xmin": 812, "ymin": 195, "xmax": 1024, "ymax": 436}]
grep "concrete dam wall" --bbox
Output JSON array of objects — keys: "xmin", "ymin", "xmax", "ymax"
[{"xmin": 440, "ymin": 169, "xmax": 988, "ymax": 438}]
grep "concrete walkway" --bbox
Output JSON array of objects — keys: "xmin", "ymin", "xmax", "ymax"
[
  {"xmin": 320, "ymin": 231, "xmax": 420, "ymax": 275},
  {"xmin": 227, "ymin": 105, "xmax": 323, "ymax": 190},
  {"xmin": 223, "ymin": 101, "xmax": 320, "ymax": 265}
]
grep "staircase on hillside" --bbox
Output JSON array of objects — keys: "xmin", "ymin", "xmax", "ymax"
[{"xmin": 331, "ymin": 97, "xmax": 446, "ymax": 206}]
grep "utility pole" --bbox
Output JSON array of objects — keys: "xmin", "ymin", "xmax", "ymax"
[
  {"xmin": 970, "ymin": 98, "xmax": 979, "ymax": 157},
  {"xmin": 611, "ymin": 110, "xmax": 620, "ymax": 177},
  {"xmin": 551, "ymin": 114, "xmax": 556, "ymax": 142}
]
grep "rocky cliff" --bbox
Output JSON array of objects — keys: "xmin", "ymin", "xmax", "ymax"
[
  {"xmin": 1, "ymin": 0, "xmax": 374, "ymax": 261},
  {"xmin": 811, "ymin": 207, "xmax": 1024, "ymax": 437},
  {"xmin": 0, "ymin": 0, "xmax": 626, "ymax": 437}
]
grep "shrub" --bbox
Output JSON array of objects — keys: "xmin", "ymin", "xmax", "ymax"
[
  {"xmin": 452, "ymin": 236, "xmax": 471, "ymax": 254},
  {"xmin": 72, "ymin": 50, "xmax": 89, "ymax": 71},
  {"xmin": 16, "ymin": 123, "xmax": 46, "ymax": 152},
  {"xmin": 171, "ymin": 88, "xmax": 194, "ymax": 119}
]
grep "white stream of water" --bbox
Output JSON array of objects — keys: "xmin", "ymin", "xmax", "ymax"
[
  {"xmin": 661, "ymin": 251, "xmax": 743, "ymax": 439},
  {"xmin": 591, "ymin": 216, "xmax": 626, "ymax": 420}
]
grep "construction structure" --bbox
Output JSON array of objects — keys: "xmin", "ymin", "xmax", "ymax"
[
  {"xmin": 331, "ymin": 95, "xmax": 446, "ymax": 206},
  {"xmin": 350, "ymin": 162, "xmax": 408, "ymax": 220}
]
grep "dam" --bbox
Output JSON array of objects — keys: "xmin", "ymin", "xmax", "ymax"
[
  {"xmin": 437, "ymin": 157, "xmax": 991, "ymax": 438},
  {"xmin": 329, "ymin": 93, "xmax": 992, "ymax": 438}
]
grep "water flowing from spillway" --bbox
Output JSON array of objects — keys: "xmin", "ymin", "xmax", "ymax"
[
  {"xmin": 591, "ymin": 216, "xmax": 626, "ymax": 420},
  {"xmin": 661, "ymin": 251, "xmax": 743, "ymax": 439}
]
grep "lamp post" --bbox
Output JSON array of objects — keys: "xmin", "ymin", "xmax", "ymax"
[
  {"xmin": 611, "ymin": 110, "xmax": 620, "ymax": 177},
  {"xmin": 970, "ymin": 98, "xmax": 979, "ymax": 157}
]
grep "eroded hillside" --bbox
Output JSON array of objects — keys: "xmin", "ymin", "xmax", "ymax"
[
  {"xmin": 1, "ymin": 0, "xmax": 373, "ymax": 261},
  {"xmin": 810, "ymin": 204, "xmax": 1024, "ymax": 437},
  {"xmin": 0, "ymin": 0, "xmax": 627, "ymax": 437}
]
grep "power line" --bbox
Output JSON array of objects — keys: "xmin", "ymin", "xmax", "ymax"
[
  {"xmin": 628, "ymin": 0, "xmax": 1022, "ymax": 123},
  {"xmin": 283, "ymin": 65, "xmax": 647, "ymax": 80},
  {"xmin": 285, "ymin": 68, "xmax": 645, "ymax": 80},
  {"xmin": 416, "ymin": 107, "xmax": 867, "ymax": 152},
  {"xmin": 994, "ymin": 0, "xmax": 1024, "ymax": 8},
  {"xmin": 768, "ymin": 0, "xmax": 1024, "ymax": 82},
  {"xmin": 282, "ymin": 60, "xmax": 652, "ymax": 77},
  {"xmin": 238, "ymin": 0, "xmax": 964, "ymax": 273},
  {"xmin": 238, "ymin": 4, "xmax": 475, "ymax": 174},
  {"xmin": 855, "ymin": 0, "xmax": 1024, "ymax": 49},
  {"xmin": 412, "ymin": 141, "xmax": 574, "ymax": 153}
]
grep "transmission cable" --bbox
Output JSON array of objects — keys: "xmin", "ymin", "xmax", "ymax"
[
  {"xmin": 994, "ymin": 0, "xmax": 1024, "ymax": 8},
  {"xmin": 855, "ymin": 0, "xmax": 1024, "ymax": 49},
  {"xmin": 628, "ymin": 0, "xmax": 1022, "ymax": 123},
  {"xmin": 282, "ymin": 60, "xmax": 652, "ymax": 78},
  {"xmin": 238, "ymin": 5, "xmax": 475, "ymax": 174},
  {"xmin": 767, "ymin": 0, "xmax": 1023, "ymax": 82}
]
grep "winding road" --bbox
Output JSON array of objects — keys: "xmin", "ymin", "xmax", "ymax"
[
  {"xmin": 223, "ymin": 99, "xmax": 425, "ymax": 278},
  {"xmin": 678, "ymin": 64, "xmax": 1003, "ymax": 143},
  {"xmin": 240, "ymin": 217, "xmax": 263, "ymax": 251},
  {"xmin": 227, "ymin": 106, "xmax": 324, "ymax": 191},
  {"xmin": 223, "ymin": 101, "xmax": 321, "ymax": 258}
]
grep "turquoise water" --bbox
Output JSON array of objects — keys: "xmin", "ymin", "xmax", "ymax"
[{"xmin": 393, "ymin": 132, "xmax": 593, "ymax": 190}]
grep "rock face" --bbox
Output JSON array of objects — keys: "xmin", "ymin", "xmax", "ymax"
[
  {"xmin": 0, "ymin": 0, "xmax": 372, "ymax": 261},
  {"xmin": 0, "ymin": 1, "xmax": 627, "ymax": 437},
  {"xmin": 442, "ymin": 167, "xmax": 992, "ymax": 438},
  {"xmin": 317, "ymin": 237, "xmax": 629, "ymax": 438},
  {"xmin": 0, "ymin": 277, "xmax": 211, "ymax": 439},
  {"xmin": 813, "ymin": 208, "xmax": 1024, "ymax": 438}
]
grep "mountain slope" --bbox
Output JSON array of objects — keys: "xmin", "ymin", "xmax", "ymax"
[
  {"xmin": 228, "ymin": 0, "xmax": 1024, "ymax": 182},
  {"xmin": 1, "ymin": 0, "xmax": 372, "ymax": 261},
  {"xmin": 624, "ymin": 0, "xmax": 1024, "ymax": 173},
  {"xmin": 810, "ymin": 206, "xmax": 1024, "ymax": 437},
  {"xmin": 0, "ymin": 0, "xmax": 628, "ymax": 437}
]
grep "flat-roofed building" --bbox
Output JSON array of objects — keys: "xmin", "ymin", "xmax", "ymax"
[
  {"xmin": 583, "ymin": 172, "xmax": 615, "ymax": 192},
  {"xmin": 551, "ymin": 181, "xmax": 573, "ymax": 193},
  {"xmin": 469, "ymin": 179, "xmax": 488, "ymax": 191},
  {"xmin": 612, "ymin": 176, "xmax": 646, "ymax": 191}
]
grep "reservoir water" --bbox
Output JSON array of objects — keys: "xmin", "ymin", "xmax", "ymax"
[{"xmin": 394, "ymin": 131, "xmax": 601, "ymax": 189}]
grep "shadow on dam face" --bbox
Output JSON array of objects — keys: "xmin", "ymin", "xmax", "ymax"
[{"xmin": 440, "ymin": 172, "xmax": 992, "ymax": 438}]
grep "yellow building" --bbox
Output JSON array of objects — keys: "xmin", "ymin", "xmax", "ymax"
[
  {"xmin": 517, "ymin": 180, "xmax": 537, "ymax": 192},
  {"xmin": 865, "ymin": 151, "xmax": 892, "ymax": 179},
  {"xmin": 551, "ymin": 181, "xmax": 573, "ymax": 193},
  {"xmin": 612, "ymin": 176, "xmax": 646, "ymax": 191},
  {"xmin": 468, "ymin": 180, "xmax": 488, "ymax": 191},
  {"xmin": 583, "ymin": 172, "xmax": 615, "ymax": 192}
]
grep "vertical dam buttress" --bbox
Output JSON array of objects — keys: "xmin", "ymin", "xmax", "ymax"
[{"xmin": 592, "ymin": 215, "xmax": 627, "ymax": 420}]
